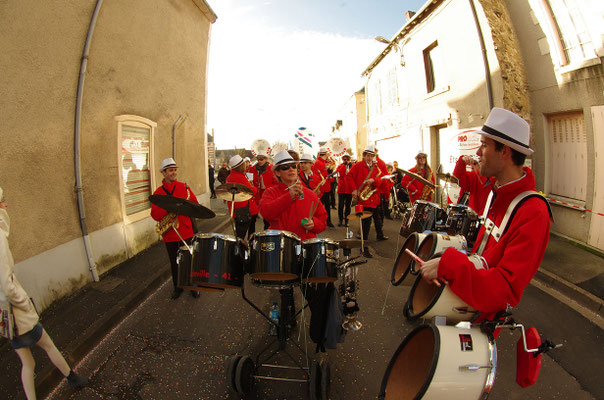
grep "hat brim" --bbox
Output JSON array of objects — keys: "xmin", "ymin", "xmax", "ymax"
[
  {"xmin": 230, "ymin": 160, "xmax": 245, "ymax": 169},
  {"xmin": 161, "ymin": 164, "xmax": 178, "ymax": 171},
  {"xmin": 477, "ymin": 130, "xmax": 534, "ymax": 155},
  {"xmin": 271, "ymin": 160, "xmax": 299, "ymax": 171}
]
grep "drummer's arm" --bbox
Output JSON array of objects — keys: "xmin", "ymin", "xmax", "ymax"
[{"xmin": 258, "ymin": 188, "xmax": 292, "ymax": 221}]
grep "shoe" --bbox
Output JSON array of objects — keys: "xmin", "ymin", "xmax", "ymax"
[
  {"xmin": 345, "ymin": 220, "xmax": 349, "ymax": 227},
  {"xmin": 362, "ymin": 248, "xmax": 373, "ymax": 258},
  {"xmin": 385, "ymin": 216, "xmax": 393, "ymax": 220},
  {"xmin": 190, "ymin": 290, "xmax": 200, "ymax": 298},
  {"xmin": 355, "ymin": 233, "xmax": 362, "ymax": 239},
  {"xmin": 338, "ymin": 222, "xmax": 343, "ymax": 227},
  {"xmin": 331, "ymin": 206, "xmax": 337, "ymax": 210},
  {"xmin": 171, "ymin": 289, "xmax": 183, "ymax": 300},
  {"xmin": 377, "ymin": 236, "xmax": 389, "ymax": 241},
  {"xmin": 327, "ymin": 222, "xmax": 335, "ymax": 228},
  {"xmin": 67, "ymin": 371, "xmax": 87, "ymax": 389}
]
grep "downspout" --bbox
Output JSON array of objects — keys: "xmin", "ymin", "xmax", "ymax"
[
  {"xmin": 172, "ymin": 115, "xmax": 185, "ymax": 158},
  {"xmin": 469, "ymin": 0, "xmax": 494, "ymax": 110},
  {"xmin": 74, "ymin": 0, "xmax": 104, "ymax": 282}
]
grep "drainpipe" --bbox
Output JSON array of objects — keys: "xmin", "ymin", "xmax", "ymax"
[
  {"xmin": 172, "ymin": 115, "xmax": 185, "ymax": 159},
  {"xmin": 469, "ymin": 0, "xmax": 494, "ymax": 110},
  {"xmin": 74, "ymin": 0, "xmax": 104, "ymax": 282}
]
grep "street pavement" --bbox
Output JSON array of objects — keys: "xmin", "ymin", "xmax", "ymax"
[{"xmin": 1, "ymin": 198, "xmax": 602, "ymax": 399}]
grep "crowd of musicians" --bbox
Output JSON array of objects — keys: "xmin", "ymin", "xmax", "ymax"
[{"xmin": 151, "ymin": 107, "xmax": 552, "ymax": 345}]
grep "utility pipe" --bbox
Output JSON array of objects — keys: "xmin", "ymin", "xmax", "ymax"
[
  {"xmin": 172, "ymin": 115, "xmax": 185, "ymax": 159},
  {"xmin": 469, "ymin": 0, "xmax": 494, "ymax": 110},
  {"xmin": 74, "ymin": 0, "xmax": 104, "ymax": 282}
]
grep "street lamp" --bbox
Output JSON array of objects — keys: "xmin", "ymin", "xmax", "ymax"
[{"xmin": 374, "ymin": 36, "xmax": 405, "ymax": 66}]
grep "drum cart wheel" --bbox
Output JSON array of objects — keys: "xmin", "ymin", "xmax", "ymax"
[
  {"xmin": 226, "ymin": 355, "xmax": 243, "ymax": 395},
  {"xmin": 235, "ymin": 355, "xmax": 256, "ymax": 395}
]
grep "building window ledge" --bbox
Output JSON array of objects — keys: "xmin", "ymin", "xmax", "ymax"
[
  {"xmin": 424, "ymin": 85, "xmax": 450, "ymax": 100},
  {"xmin": 557, "ymin": 56, "xmax": 601, "ymax": 74}
]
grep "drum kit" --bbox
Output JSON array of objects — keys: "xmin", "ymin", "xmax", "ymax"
[{"xmin": 149, "ymin": 182, "xmax": 370, "ymax": 399}]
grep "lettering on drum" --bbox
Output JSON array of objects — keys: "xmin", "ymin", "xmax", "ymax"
[
  {"xmin": 459, "ymin": 334, "xmax": 474, "ymax": 351},
  {"xmin": 191, "ymin": 270, "xmax": 210, "ymax": 278}
]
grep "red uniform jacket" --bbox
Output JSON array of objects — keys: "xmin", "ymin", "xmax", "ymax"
[
  {"xmin": 259, "ymin": 182, "xmax": 327, "ymax": 241},
  {"xmin": 151, "ymin": 180, "xmax": 198, "ymax": 242},
  {"xmin": 343, "ymin": 161, "xmax": 384, "ymax": 208},
  {"xmin": 453, "ymin": 156, "xmax": 491, "ymax": 214},
  {"xmin": 249, "ymin": 163, "xmax": 276, "ymax": 205},
  {"xmin": 401, "ymin": 166, "xmax": 435, "ymax": 203},
  {"xmin": 376, "ymin": 156, "xmax": 390, "ymax": 196},
  {"xmin": 313, "ymin": 157, "xmax": 332, "ymax": 194},
  {"xmin": 335, "ymin": 163, "xmax": 353, "ymax": 194},
  {"xmin": 226, "ymin": 170, "xmax": 259, "ymax": 216},
  {"xmin": 438, "ymin": 168, "xmax": 550, "ymax": 319},
  {"xmin": 298, "ymin": 170, "xmax": 322, "ymax": 192}
]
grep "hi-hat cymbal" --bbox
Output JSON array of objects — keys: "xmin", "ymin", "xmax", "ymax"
[
  {"xmin": 148, "ymin": 195, "xmax": 216, "ymax": 219},
  {"xmin": 348, "ymin": 211, "xmax": 373, "ymax": 220},
  {"xmin": 336, "ymin": 239, "xmax": 362, "ymax": 249},
  {"xmin": 215, "ymin": 182, "xmax": 254, "ymax": 202},
  {"xmin": 437, "ymin": 172, "xmax": 459, "ymax": 185},
  {"xmin": 400, "ymin": 168, "xmax": 435, "ymax": 188}
]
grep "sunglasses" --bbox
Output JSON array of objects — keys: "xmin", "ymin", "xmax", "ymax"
[{"xmin": 277, "ymin": 164, "xmax": 297, "ymax": 171}]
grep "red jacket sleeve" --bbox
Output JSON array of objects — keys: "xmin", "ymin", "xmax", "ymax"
[
  {"xmin": 150, "ymin": 187, "xmax": 168, "ymax": 221},
  {"xmin": 259, "ymin": 186, "xmax": 295, "ymax": 222},
  {"xmin": 310, "ymin": 198, "xmax": 327, "ymax": 234}
]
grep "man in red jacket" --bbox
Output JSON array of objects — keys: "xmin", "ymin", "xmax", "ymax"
[
  {"xmin": 453, "ymin": 155, "xmax": 490, "ymax": 214},
  {"xmin": 226, "ymin": 155, "xmax": 259, "ymax": 240},
  {"xmin": 313, "ymin": 147, "xmax": 335, "ymax": 227},
  {"xmin": 250, "ymin": 151, "xmax": 276, "ymax": 230},
  {"xmin": 151, "ymin": 158, "xmax": 200, "ymax": 300},
  {"xmin": 335, "ymin": 152, "xmax": 353, "ymax": 226},
  {"xmin": 344, "ymin": 145, "xmax": 387, "ymax": 258},
  {"xmin": 298, "ymin": 153, "xmax": 322, "ymax": 192},
  {"xmin": 420, "ymin": 108, "xmax": 551, "ymax": 322}
]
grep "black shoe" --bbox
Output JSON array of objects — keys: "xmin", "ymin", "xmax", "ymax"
[
  {"xmin": 362, "ymin": 248, "xmax": 373, "ymax": 258},
  {"xmin": 67, "ymin": 371, "xmax": 87, "ymax": 389},
  {"xmin": 377, "ymin": 236, "xmax": 389, "ymax": 241},
  {"xmin": 338, "ymin": 222, "xmax": 343, "ymax": 227},
  {"xmin": 345, "ymin": 220, "xmax": 349, "ymax": 227},
  {"xmin": 171, "ymin": 289, "xmax": 183, "ymax": 300},
  {"xmin": 327, "ymin": 222, "xmax": 335, "ymax": 228},
  {"xmin": 190, "ymin": 290, "xmax": 200, "ymax": 298},
  {"xmin": 385, "ymin": 216, "xmax": 393, "ymax": 220}
]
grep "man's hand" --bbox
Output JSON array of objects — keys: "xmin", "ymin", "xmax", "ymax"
[
  {"xmin": 366, "ymin": 178, "xmax": 375, "ymax": 186},
  {"xmin": 288, "ymin": 183, "xmax": 304, "ymax": 200},
  {"xmin": 302, "ymin": 219, "xmax": 314, "ymax": 231},
  {"xmin": 420, "ymin": 257, "xmax": 445, "ymax": 287},
  {"xmin": 352, "ymin": 189, "xmax": 358, "ymax": 199}
]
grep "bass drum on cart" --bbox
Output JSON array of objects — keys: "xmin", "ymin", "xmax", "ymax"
[
  {"xmin": 379, "ymin": 323, "xmax": 496, "ymax": 400},
  {"xmin": 190, "ymin": 233, "xmax": 245, "ymax": 289},
  {"xmin": 176, "ymin": 246, "xmax": 225, "ymax": 292},
  {"xmin": 249, "ymin": 230, "xmax": 302, "ymax": 281},
  {"xmin": 302, "ymin": 238, "xmax": 339, "ymax": 283},
  {"xmin": 400, "ymin": 201, "xmax": 446, "ymax": 237}
]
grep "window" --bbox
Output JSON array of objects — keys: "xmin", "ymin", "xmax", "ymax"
[
  {"xmin": 535, "ymin": 0, "xmax": 597, "ymax": 67},
  {"xmin": 548, "ymin": 111, "xmax": 587, "ymax": 201},
  {"xmin": 423, "ymin": 41, "xmax": 444, "ymax": 93},
  {"xmin": 116, "ymin": 115, "xmax": 156, "ymax": 221}
]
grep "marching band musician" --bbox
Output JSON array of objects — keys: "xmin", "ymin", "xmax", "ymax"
[
  {"xmin": 401, "ymin": 151, "xmax": 435, "ymax": 203},
  {"xmin": 249, "ymin": 151, "xmax": 276, "ymax": 230},
  {"xmin": 226, "ymin": 155, "xmax": 259, "ymax": 240},
  {"xmin": 420, "ymin": 108, "xmax": 552, "ymax": 322},
  {"xmin": 259, "ymin": 151, "xmax": 327, "ymax": 241},
  {"xmin": 335, "ymin": 152, "xmax": 353, "ymax": 227},
  {"xmin": 313, "ymin": 147, "xmax": 335, "ymax": 227},
  {"xmin": 151, "ymin": 158, "xmax": 200, "ymax": 300},
  {"xmin": 375, "ymin": 149, "xmax": 391, "ymax": 230},
  {"xmin": 298, "ymin": 153, "xmax": 322, "ymax": 192},
  {"xmin": 343, "ymin": 145, "xmax": 388, "ymax": 258},
  {"xmin": 453, "ymin": 154, "xmax": 489, "ymax": 214}
]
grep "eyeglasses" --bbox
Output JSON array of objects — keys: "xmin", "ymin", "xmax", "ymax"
[{"xmin": 277, "ymin": 164, "xmax": 297, "ymax": 171}]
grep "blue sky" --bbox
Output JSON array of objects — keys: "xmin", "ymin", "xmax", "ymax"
[{"xmin": 206, "ymin": 0, "xmax": 428, "ymax": 150}]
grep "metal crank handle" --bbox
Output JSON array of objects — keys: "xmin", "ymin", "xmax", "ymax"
[{"xmin": 459, "ymin": 364, "xmax": 493, "ymax": 371}]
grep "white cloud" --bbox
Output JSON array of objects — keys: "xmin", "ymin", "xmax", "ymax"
[{"xmin": 206, "ymin": 2, "xmax": 382, "ymax": 150}]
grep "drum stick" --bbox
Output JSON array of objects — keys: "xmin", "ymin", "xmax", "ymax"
[{"xmin": 404, "ymin": 248, "xmax": 424, "ymax": 265}]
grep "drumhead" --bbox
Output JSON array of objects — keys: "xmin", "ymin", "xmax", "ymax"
[
  {"xmin": 252, "ymin": 230, "xmax": 301, "ymax": 241},
  {"xmin": 194, "ymin": 232, "xmax": 238, "ymax": 243},
  {"xmin": 302, "ymin": 238, "xmax": 337, "ymax": 246},
  {"xmin": 406, "ymin": 274, "xmax": 445, "ymax": 320},
  {"xmin": 391, "ymin": 233, "xmax": 423, "ymax": 286}
]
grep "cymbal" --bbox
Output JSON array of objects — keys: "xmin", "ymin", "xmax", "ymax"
[
  {"xmin": 336, "ymin": 239, "xmax": 362, "ymax": 249},
  {"xmin": 348, "ymin": 211, "xmax": 373, "ymax": 220},
  {"xmin": 436, "ymin": 172, "xmax": 459, "ymax": 185},
  {"xmin": 149, "ymin": 195, "xmax": 215, "ymax": 219},
  {"xmin": 400, "ymin": 168, "xmax": 435, "ymax": 188},
  {"xmin": 215, "ymin": 182, "xmax": 254, "ymax": 202}
]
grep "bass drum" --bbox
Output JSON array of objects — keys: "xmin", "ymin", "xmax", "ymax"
[
  {"xmin": 176, "ymin": 246, "xmax": 225, "ymax": 292},
  {"xmin": 190, "ymin": 233, "xmax": 245, "ymax": 289},
  {"xmin": 390, "ymin": 232, "xmax": 427, "ymax": 286},
  {"xmin": 400, "ymin": 201, "xmax": 446, "ymax": 237},
  {"xmin": 379, "ymin": 323, "xmax": 496, "ymax": 400},
  {"xmin": 249, "ymin": 230, "xmax": 302, "ymax": 281},
  {"xmin": 302, "ymin": 238, "xmax": 339, "ymax": 283}
]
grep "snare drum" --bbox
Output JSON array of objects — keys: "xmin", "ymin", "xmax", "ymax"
[
  {"xmin": 301, "ymin": 238, "xmax": 339, "ymax": 283},
  {"xmin": 404, "ymin": 274, "xmax": 478, "ymax": 323},
  {"xmin": 379, "ymin": 323, "xmax": 496, "ymax": 400},
  {"xmin": 249, "ymin": 230, "xmax": 302, "ymax": 281},
  {"xmin": 176, "ymin": 246, "xmax": 225, "ymax": 292},
  {"xmin": 391, "ymin": 232, "xmax": 427, "ymax": 286},
  {"xmin": 190, "ymin": 233, "xmax": 245, "ymax": 289},
  {"xmin": 415, "ymin": 232, "xmax": 467, "ymax": 271},
  {"xmin": 400, "ymin": 200, "xmax": 446, "ymax": 237},
  {"xmin": 445, "ymin": 205, "xmax": 481, "ymax": 248}
]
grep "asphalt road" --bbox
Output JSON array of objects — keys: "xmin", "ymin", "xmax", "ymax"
[{"xmin": 47, "ymin": 215, "xmax": 600, "ymax": 399}]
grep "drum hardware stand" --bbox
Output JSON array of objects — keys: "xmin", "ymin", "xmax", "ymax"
[
  {"xmin": 172, "ymin": 226, "xmax": 193, "ymax": 254},
  {"xmin": 337, "ymin": 248, "xmax": 366, "ymax": 331}
]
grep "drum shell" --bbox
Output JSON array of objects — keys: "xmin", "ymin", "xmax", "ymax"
[
  {"xmin": 249, "ymin": 230, "xmax": 302, "ymax": 281},
  {"xmin": 406, "ymin": 274, "xmax": 478, "ymax": 323},
  {"xmin": 190, "ymin": 233, "xmax": 245, "ymax": 289},
  {"xmin": 302, "ymin": 238, "xmax": 339, "ymax": 283},
  {"xmin": 391, "ymin": 232, "xmax": 427, "ymax": 286},
  {"xmin": 176, "ymin": 246, "xmax": 226, "ymax": 292},
  {"xmin": 400, "ymin": 200, "xmax": 446, "ymax": 237},
  {"xmin": 416, "ymin": 232, "xmax": 467, "ymax": 262},
  {"xmin": 379, "ymin": 324, "xmax": 496, "ymax": 400},
  {"xmin": 445, "ymin": 205, "xmax": 481, "ymax": 249}
]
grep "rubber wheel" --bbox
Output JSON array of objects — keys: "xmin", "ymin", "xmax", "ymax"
[
  {"xmin": 309, "ymin": 361, "xmax": 322, "ymax": 400},
  {"xmin": 226, "ymin": 355, "xmax": 242, "ymax": 395},
  {"xmin": 235, "ymin": 355, "xmax": 255, "ymax": 395},
  {"xmin": 320, "ymin": 361, "xmax": 330, "ymax": 399}
]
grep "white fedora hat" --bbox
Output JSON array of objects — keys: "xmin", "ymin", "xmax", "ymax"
[
  {"xmin": 478, "ymin": 107, "xmax": 533, "ymax": 155},
  {"xmin": 300, "ymin": 153, "xmax": 314, "ymax": 162},
  {"xmin": 318, "ymin": 147, "xmax": 328, "ymax": 154},
  {"xmin": 160, "ymin": 157, "xmax": 178, "ymax": 171},
  {"xmin": 271, "ymin": 150, "xmax": 299, "ymax": 171},
  {"xmin": 228, "ymin": 155, "xmax": 245, "ymax": 169},
  {"xmin": 363, "ymin": 145, "xmax": 376, "ymax": 155},
  {"xmin": 341, "ymin": 152, "xmax": 351, "ymax": 158}
]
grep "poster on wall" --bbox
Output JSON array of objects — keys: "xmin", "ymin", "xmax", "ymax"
[{"xmin": 438, "ymin": 127, "xmax": 482, "ymax": 203}]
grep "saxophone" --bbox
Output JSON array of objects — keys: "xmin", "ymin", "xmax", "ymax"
[
  {"xmin": 156, "ymin": 213, "xmax": 179, "ymax": 235},
  {"xmin": 420, "ymin": 169, "xmax": 435, "ymax": 201},
  {"xmin": 358, "ymin": 165, "xmax": 382, "ymax": 201}
]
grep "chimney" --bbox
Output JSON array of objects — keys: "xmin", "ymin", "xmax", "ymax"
[{"xmin": 405, "ymin": 11, "xmax": 416, "ymax": 21}]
